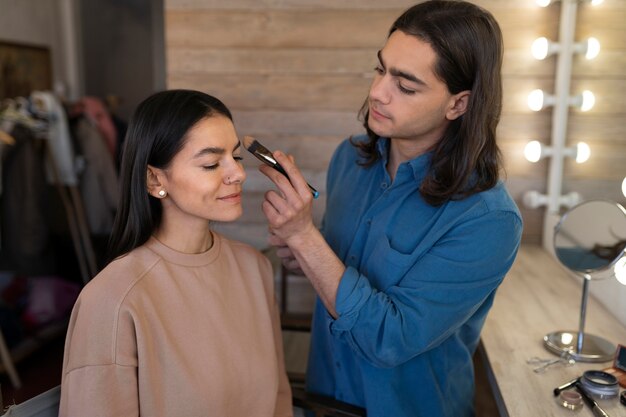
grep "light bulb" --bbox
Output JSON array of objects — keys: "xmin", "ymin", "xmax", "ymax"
[
  {"xmin": 622, "ymin": 177, "xmax": 626, "ymax": 199},
  {"xmin": 580, "ymin": 90, "xmax": 595, "ymax": 111},
  {"xmin": 615, "ymin": 257, "xmax": 626, "ymax": 286},
  {"xmin": 536, "ymin": 0, "xmax": 551, "ymax": 7},
  {"xmin": 591, "ymin": 0, "xmax": 604, "ymax": 6},
  {"xmin": 528, "ymin": 89, "xmax": 545, "ymax": 111},
  {"xmin": 585, "ymin": 37, "xmax": 601, "ymax": 60},
  {"xmin": 532, "ymin": 37, "xmax": 550, "ymax": 60},
  {"xmin": 575, "ymin": 142, "xmax": 590, "ymax": 163},
  {"xmin": 524, "ymin": 141, "xmax": 543, "ymax": 163}
]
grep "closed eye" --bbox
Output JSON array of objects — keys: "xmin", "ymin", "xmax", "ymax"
[{"xmin": 397, "ymin": 83, "xmax": 416, "ymax": 95}]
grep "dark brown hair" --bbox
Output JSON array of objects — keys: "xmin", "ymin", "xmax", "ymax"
[
  {"xmin": 354, "ymin": 0, "xmax": 504, "ymax": 205},
  {"xmin": 107, "ymin": 89, "xmax": 232, "ymax": 262}
]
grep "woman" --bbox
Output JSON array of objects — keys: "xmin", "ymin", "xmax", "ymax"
[{"xmin": 59, "ymin": 90, "xmax": 292, "ymax": 417}]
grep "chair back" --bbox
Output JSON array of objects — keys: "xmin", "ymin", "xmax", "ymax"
[{"xmin": 1, "ymin": 386, "xmax": 60, "ymax": 417}]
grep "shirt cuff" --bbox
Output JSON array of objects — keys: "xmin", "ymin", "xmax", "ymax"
[{"xmin": 330, "ymin": 266, "xmax": 371, "ymax": 333}]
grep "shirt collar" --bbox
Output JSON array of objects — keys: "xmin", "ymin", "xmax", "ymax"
[{"xmin": 376, "ymin": 138, "xmax": 432, "ymax": 182}]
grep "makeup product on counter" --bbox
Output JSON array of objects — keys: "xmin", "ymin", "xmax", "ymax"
[
  {"xmin": 575, "ymin": 381, "xmax": 611, "ymax": 417},
  {"xmin": 580, "ymin": 370, "xmax": 619, "ymax": 399},
  {"xmin": 556, "ymin": 390, "xmax": 583, "ymax": 412},
  {"xmin": 603, "ymin": 344, "xmax": 626, "ymax": 388},
  {"xmin": 554, "ymin": 377, "xmax": 580, "ymax": 396},
  {"xmin": 242, "ymin": 136, "xmax": 319, "ymax": 199}
]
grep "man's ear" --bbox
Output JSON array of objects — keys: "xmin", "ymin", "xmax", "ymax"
[
  {"xmin": 146, "ymin": 165, "xmax": 166, "ymax": 198},
  {"xmin": 446, "ymin": 90, "xmax": 470, "ymax": 121}
]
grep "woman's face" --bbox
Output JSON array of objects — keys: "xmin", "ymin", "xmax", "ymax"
[{"xmin": 157, "ymin": 115, "xmax": 246, "ymax": 226}]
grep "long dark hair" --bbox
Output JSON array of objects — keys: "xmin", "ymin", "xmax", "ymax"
[
  {"xmin": 107, "ymin": 89, "xmax": 232, "ymax": 262},
  {"xmin": 355, "ymin": 0, "xmax": 504, "ymax": 205}
]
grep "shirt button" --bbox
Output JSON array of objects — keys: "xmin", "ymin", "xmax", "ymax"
[
  {"xmin": 335, "ymin": 361, "xmax": 341, "ymax": 369},
  {"xmin": 381, "ymin": 182, "xmax": 388, "ymax": 189},
  {"xmin": 366, "ymin": 219, "xmax": 372, "ymax": 226}
]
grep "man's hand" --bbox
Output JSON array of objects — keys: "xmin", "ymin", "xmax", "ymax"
[
  {"xmin": 260, "ymin": 151, "xmax": 317, "ymax": 246},
  {"xmin": 259, "ymin": 150, "xmax": 344, "ymax": 318}
]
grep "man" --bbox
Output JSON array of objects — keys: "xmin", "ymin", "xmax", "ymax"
[{"xmin": 260, "ymin": 1, "xmax": 522, "ymax": 416}]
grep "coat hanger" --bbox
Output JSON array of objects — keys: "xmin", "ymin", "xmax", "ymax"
[{"xmin": 0, "ymin": 96, "xmax": 48, "ymax": 133}]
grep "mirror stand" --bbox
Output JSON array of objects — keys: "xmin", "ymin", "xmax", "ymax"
[{"xmin": 543, "ymin": 274, "xmax": 615, "ymax": 362}]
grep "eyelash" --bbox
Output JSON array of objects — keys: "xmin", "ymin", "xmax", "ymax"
[
  {"xmin": 202, "ymin": 156, "xmax": 243, "ymax": 171},
  {"xmin": 397, "ymin": 84, "xmax": 415, "ymax": 95},
  {"xmin": 373, "ymin": 65, "xmax": 416, "ymax": 96}
]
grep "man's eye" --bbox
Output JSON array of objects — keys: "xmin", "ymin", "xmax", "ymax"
[{"xmin": 398, "ymin": 83, "xmax": 416, "ymax": 95}]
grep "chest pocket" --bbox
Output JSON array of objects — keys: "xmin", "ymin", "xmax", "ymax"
[{"xmin": 364, "ymin": 235, "xmax": 418, "ymax": 290}]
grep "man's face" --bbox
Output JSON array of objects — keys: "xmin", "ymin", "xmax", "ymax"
[{"xmin": 367, "ymin": 30, "xmax": 467, "ymax": 152}]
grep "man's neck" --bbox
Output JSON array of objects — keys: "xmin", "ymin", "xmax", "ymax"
[{"xmin": 386, "ymin": 137, "xmax": 433, "ymax": 181}]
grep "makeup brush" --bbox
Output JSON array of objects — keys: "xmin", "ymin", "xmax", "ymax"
[{"xmin": 242, "ymin": 136, "xmax": 319, "ymax": 199}]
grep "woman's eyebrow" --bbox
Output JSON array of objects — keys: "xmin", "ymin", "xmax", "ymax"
[{"xmin": 193, "ymin": 141, "xmax": 241, "ymax": 159}]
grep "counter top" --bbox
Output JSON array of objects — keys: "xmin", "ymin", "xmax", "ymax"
[{"xmin": 481, "ymin": 244, "xmax": 626, "ymax": 416}]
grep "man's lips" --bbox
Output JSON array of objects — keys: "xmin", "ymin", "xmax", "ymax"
[{"xmin": 370, "ymin": 107, "xmax": 390, "ymax": 120}]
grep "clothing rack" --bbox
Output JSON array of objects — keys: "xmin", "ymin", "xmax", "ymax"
[
  {"xmin": 0, "ymin": 92, "xmax": 99, "ymax": 388},
  {"xmin": 1, "ymin": 93, "xmax": 98, "ymax": 283}
]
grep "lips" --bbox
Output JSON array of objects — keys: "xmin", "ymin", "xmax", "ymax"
[
  {"xmin": 369, "ymin": 106, "xmax": 390, "ymax": 120},
  {"xmin": 218, "ymin": 192, "xmax": 242, "ymax": 202}
]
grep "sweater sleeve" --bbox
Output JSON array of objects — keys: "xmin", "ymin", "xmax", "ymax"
[
  {"xmin": 59, "ymin": 284, "xmax": 139, "ymax": 417},
  {"xmin": 329, "ymin": 209, "xmax": 522, "ymax": 368},
  {"xmin": 59, "ymin": 364, "xmax": 138, "ymax": 417}
]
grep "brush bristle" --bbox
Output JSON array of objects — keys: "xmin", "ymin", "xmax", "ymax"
[{"xmin": 242, "ymin": 135, "xmax": 256, "ymax": 150}]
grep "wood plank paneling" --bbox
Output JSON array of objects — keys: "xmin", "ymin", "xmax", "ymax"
[
  {"xmin": 166, "ymin": 10, "xmax": 396, "ymax": 48},
  {"xmin": 165, "ymin": 0, "xmax": 625, "ymax": 247},
  {"xmin": 167, "ymin": 48, "xmax": 377, "ymax": 75},
  {"xmin": 168, "ymin": 73, "xmax": 371, "ymax": 110},
  {"xmin": 166, "ymin": 0, "xmax": 545, "ymax": 11}
]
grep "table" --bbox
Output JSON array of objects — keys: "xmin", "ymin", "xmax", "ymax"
[{"xmin": 480, "ymin": 245, "xmax": 626, "ymax": 416}]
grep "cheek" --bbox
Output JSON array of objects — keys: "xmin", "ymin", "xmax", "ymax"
[{"xmin": 170, "ymin": 172, "xmax": 222, "ymax": 199}]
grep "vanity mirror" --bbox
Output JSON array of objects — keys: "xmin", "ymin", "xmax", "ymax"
[{"xmin": 545, "ymin": 200, "xmax": 626, "ymax": 362}]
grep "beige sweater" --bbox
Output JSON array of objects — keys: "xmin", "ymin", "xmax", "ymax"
[{"xmin": 59, "ymin": 233, "xmax": 292, "ymax": 417}]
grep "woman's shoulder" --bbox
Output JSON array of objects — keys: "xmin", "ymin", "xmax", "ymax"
[
  {"xmin": 79, "ymin": 245, "xmax": 162, "ymax": 306},
  {"xmin": 217, "ymin": 233, "xmax": 268, "ymax": 263},
  {"xmin": 215, "ymin": 233, "xmax": 274, "ymax": 280}
]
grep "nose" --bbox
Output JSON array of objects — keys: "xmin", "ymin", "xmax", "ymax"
[
  {"xmin": 369, "ymin": 73, "xmax": 391, "ymax": 105},
  {"xmin": 224, "ymin": 158, "xmax": 246, "ymax": 185}
]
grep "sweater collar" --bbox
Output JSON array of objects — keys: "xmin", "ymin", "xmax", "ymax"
[{"xmin": 145, "ymin": 233, "xmax": 221, "ymax": 267}]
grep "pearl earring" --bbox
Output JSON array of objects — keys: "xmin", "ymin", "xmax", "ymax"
[{"xmin": 158, "ymin": 190, "xmax": 167, "ymax": 197}]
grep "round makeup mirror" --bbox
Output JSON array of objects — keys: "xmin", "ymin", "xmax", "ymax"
[{"xmin": 544, "ymin": 200, "xmax": 626, "ymax": 362}]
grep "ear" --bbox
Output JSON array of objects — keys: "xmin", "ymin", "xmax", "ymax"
[
  {"xmin": 446, "ymin": 90, "xmax": 470, "ymax": 121},
  {"xmin": 146, "ymin": 165, "xmax": 166, "ymax": 198}
]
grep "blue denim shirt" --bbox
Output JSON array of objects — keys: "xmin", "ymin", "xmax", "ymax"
[{"xmin": 306, "ymin": 136, "xmax": 522, "ymax": 417}]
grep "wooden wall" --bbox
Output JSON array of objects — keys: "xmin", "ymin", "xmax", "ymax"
[{"xmin": 164, "ymin": 0, "xmax": 626, "ymax": 248}]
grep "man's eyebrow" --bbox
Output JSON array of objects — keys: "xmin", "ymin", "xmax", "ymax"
[
  {"xmin": 193, "ymin": 141, "xmax": 241, "ymax": 158},
  {"xmin": 377, "ymin": 50, "xmax": 426, "ymax": 86}
]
